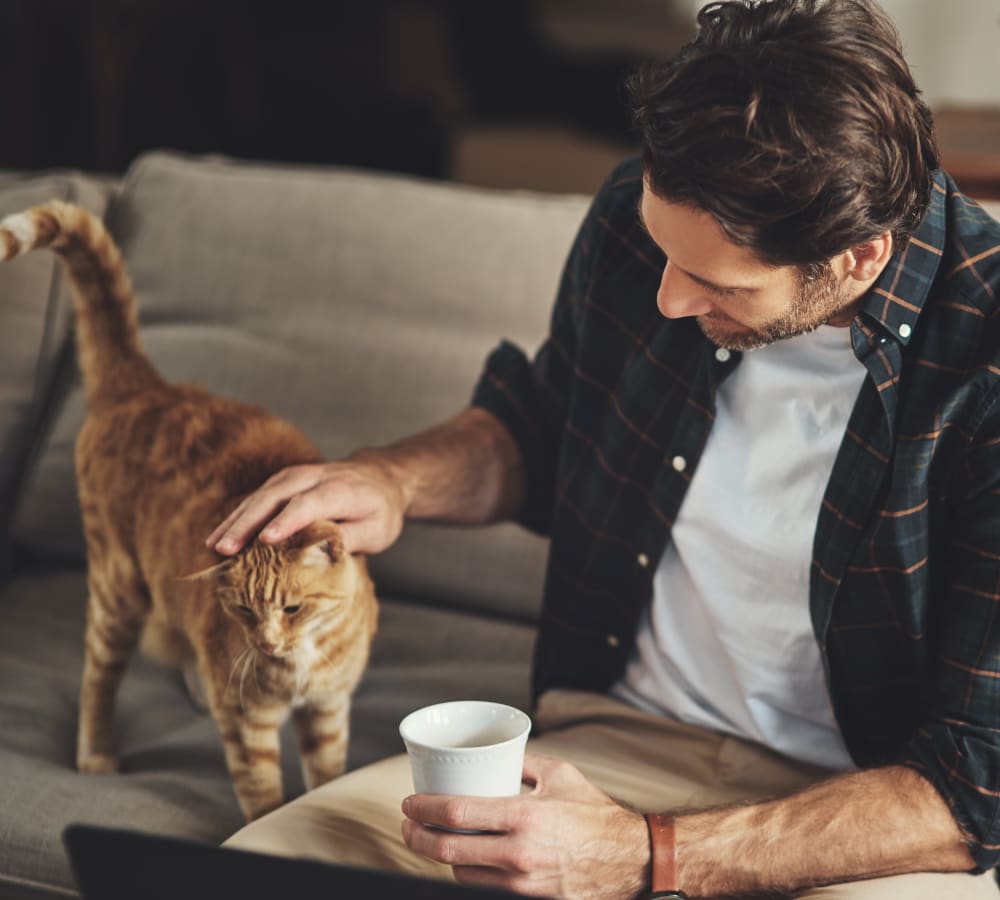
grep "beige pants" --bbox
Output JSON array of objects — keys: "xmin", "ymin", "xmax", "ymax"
[{"xmin": 225, "ymin": 689, "xmax": 999, "ymax": 899}]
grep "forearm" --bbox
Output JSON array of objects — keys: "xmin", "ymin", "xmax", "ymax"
[
  {"xmin": 350, "ymin": 406, "xmax": 525, "ymax": 525},
  {"xmin": 673, "ymin": 765, "xmax": 974, "ymax": 898}
]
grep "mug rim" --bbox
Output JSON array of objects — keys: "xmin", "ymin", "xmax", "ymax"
[{"xmin": 399, "ymin": 700, "xmax": 532, "ymax": 753}]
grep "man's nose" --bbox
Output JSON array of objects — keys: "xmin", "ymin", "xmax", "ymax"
[{"xmin": 656, "ymin": 262, "xmax": 716, "ymax": 319}]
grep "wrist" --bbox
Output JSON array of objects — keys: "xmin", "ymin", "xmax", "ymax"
[
  {"xmin": 344, "ymin": 447, "xmax": 415, "ymax": 516},
  {"xmin": 646, "ymin": 813, "xmax": 688, "ymax": 899}
]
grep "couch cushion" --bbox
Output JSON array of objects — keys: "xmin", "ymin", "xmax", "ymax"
[
  {"xmin": 0, "ymin": 568, "xmax": 534, "ymax": 894},
  {"xmin": 10, "ymin": 151, "xmax": 592, "ymax": 622},
  {"xmin": 0, "ymin": 175, "xmax": 115, "ymax": 559}
]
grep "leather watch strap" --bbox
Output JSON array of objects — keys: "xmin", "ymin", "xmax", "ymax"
[{"xmin": 645, "ymin": 813, "xmax": 688, "ymax": 899}]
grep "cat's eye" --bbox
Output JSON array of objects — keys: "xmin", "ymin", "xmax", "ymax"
[
  {"xmin": 284, "ymin": 605, "xmax": 301, "ymax": 615},
  {"xmin": 237, "ymin": 605, "xmax": 254, "ymax": 617}
]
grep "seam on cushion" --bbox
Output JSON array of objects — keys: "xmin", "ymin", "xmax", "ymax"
[
  {"xmin": 0, "ymin": 178, "xmax": 72, "ymax": 552},
  {"xmin": 4, "ymin": 178, "xmax": 94, "ymax": 559},
  {"xmin": 28, "ymin": 177, "xmax": 73, "ymax": 447}
]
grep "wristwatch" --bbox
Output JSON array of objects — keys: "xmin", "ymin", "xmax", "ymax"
[{"xmin": 646, "ymin": 813, "xmax": 689, "ymax": 899}]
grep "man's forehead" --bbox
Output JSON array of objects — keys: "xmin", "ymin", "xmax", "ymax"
[{"xmin": 636, "ymin": 185, "xmax": 779, "ymax": 284}]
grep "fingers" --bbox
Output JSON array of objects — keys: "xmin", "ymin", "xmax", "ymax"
[
  {"xmin": 205, "ymin": 459, "xmax": 405, "ymax": 557},
  {"xmin": 402, "ymin": 794, "xmax": 519, "ymax": 834},
  {"xmin": 521, "ymin": 753, "xmax": 572, "ymax": 788},
  {"xmin": 253, "ymin": 493, "xmax": 323, "ymax": 545},
  {"xmin": 336, "ymin": 516, "xmax": 397, "ymax": 556},
  {"xmin": 401, "ymin": 820, "xmax": 502, "ymax": 866},
  {"xmin": 206, "ymin": 466, "xmax": 322, "ymax": 554}
]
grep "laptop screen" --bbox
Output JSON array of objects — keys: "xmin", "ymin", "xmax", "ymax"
[{"xmin": 64, "ymin": 824, "xmax": 540, "ymax": 899}]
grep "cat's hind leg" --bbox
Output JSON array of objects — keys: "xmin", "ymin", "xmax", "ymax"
[
  {"xmin": 293, "ymin": 694, "xmax": 350, "ymax": 791},
  {"xmin": 76, "ymin": 568, "xmax": 150, "ymax": 774}
]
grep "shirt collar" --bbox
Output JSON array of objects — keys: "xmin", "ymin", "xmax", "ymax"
[{"xmin": 857, "ymin": 170, "xmax": 947, "ymax": 346}]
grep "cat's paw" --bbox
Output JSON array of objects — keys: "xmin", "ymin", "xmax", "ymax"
[{"xmin": 77, "ymin": 753, "xmax": 120, "ymax": 775}]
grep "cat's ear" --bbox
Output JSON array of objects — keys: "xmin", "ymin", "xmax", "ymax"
[
  {"xmin": 293, "ymin": 521, "xmax": 345, "ymax": 567},
  {"xmin": 178, "ymin": 557, "xmax": 237, "ymax": 582}
]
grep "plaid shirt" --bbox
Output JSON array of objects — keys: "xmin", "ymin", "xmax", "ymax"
[{"xmin": 472, "ymin": 156, "xmax": 1000, "ymax": 869}]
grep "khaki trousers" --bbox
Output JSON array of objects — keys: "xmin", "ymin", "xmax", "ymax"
[{"xmin": 225, "ymin": 689, "xmax": 999, "ymax": 899}]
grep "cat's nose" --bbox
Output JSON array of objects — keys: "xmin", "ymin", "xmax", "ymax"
[{"xmin": 258, "ymin": 640, "xmax": 277, "ymax": 654}]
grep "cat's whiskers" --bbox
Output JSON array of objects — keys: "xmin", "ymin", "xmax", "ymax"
[
  {"xmin": 227, "ymin": 646, "xmax": 250, "ymax": 699},
  {"xmin": 250, "ymin": 648, "xmax": 263, "ymax": 697},
  {"xmin": 292, "ymin": 646, "xmax": 306, "ymax": 698},
  {"xmin": 238, "ymin": 648, "xmax": 255, "ymax": 712},
  {"xmin": 305, "ymin": 611, "xmax": 343, "ymax": 637},
  {"xmin": 312, "ymin": 642, "xmax": 337, "ymax": 670}
]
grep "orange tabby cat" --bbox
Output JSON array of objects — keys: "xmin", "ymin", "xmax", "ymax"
[{"xmin": 0, "ymin": 201, "xmax": 378, "ymax": 821}]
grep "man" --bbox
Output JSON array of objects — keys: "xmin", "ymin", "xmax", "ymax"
[{"xmin": 208, "ymin": 1, "xmax": 1000, "ymax": 896}]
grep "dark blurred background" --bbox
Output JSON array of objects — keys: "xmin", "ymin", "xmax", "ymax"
[
  {"xmin": 2, "ymin": 0, "xmax": 998, "ymax": 196},
  {"xmin": 0, "ymin": 0, "xmax": 694, "ymax": 193}
]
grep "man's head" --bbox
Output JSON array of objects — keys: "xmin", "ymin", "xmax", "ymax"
[{"xmin": 630, "ymin": 0, "xmax": 939, "ymax": 347}]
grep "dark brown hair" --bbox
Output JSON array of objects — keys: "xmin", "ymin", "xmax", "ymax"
[{"xmin": 629, "ymin": 0, "xmax": 940, "ymax": 267}]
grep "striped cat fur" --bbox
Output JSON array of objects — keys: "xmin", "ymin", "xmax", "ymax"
[{"xmin": 1, "ymin": 202, "xmax": 378, "ymax": 821}]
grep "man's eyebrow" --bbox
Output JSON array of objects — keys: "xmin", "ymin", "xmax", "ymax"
[{"xmin": 635, "ymin": 197, "xmax": 749, "ymax": 294}]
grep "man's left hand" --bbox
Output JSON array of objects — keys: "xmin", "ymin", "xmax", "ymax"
[{"xmin": 400, "ymin": 753, "xmax": 650, "ymax": 899}]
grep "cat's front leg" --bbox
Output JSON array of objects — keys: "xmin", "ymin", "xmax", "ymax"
[
  {"xmin": 293, "ymin": 695, "xmax": 350, "ymax": 791},
  {"xmin": 214, "ymin": 703, "xmax": 286, "ymax": 822}
]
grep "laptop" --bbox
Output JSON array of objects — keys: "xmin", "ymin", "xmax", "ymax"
[{"xmin": 64, "ymin": 823, "xmax": 543, "ymax": 899}]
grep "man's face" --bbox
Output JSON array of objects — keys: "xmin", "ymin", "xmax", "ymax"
[{"xmin": 638, "ymin": 186, "xmax": 856, "ymax": 351}]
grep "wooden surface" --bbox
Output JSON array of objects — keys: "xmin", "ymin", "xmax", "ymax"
[{"xmin": 936, "ymin": 106, "xmax": 1000, "ymax": 199}]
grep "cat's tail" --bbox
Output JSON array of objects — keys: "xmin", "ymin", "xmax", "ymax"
[{"xmin": 0, "ymin": 200, "xmax": 164, "ymax": 409}]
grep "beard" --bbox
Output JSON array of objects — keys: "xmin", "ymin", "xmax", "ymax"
[{"xmin": 696, "ymin": 263, "xmax": 851, "ymax": 351}]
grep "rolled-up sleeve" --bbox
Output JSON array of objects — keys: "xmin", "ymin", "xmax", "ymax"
[
  {"xmin": 471, "ymin": 169, "xmax": 616, "ymax": 535},
  {"xmin": 897, "ymin": 388, "xmax": 1000, "ymax": 871}
]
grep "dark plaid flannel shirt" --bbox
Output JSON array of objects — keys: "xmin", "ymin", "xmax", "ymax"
[{"xmin": 472, "ymin": 156, "xmax": 1000, "ymax": 869}]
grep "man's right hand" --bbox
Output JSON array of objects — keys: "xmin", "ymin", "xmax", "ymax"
[{"xmin": 205, "ymin": 452, "xmax": 408, "ymax": 557}]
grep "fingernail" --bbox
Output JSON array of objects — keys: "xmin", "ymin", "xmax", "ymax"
[
  {"xmin": 218, "ymin": 539, "xmax": 234, "ymax": 553},
  {"xmin": 401, "ymin": 798, "xmax": 410, "ymax": 815},
  {"xmin": 261, "ymin": 528, "xmax": 277, "ymax": 541}
]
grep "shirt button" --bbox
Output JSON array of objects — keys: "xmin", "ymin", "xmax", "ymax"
[
  {"xmin": 899, "ymin": 323, "xmax": 912, "ymax": 339},
  {"xmin": 637, "ymin": 552, "xmax": 650, "ymax": 568},
  {"xmin": 715, "ymin": 347, "xmax": 731, "ymax": 363},
  {"xmin": 672, "ymin": 455, "xmax": 687, "ymax": 472},
  {"xmin": 606, "ymin": 634, "xmax": 620, "ymax": 648}
]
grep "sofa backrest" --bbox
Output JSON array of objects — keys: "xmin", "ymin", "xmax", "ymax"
[
  {"xmin": 7, "ymin": 152, "xmax": 592, "ymax": 622},
  {"xmin": 4, "ymin": 153, "xmax": 998, "ymax": 619}
]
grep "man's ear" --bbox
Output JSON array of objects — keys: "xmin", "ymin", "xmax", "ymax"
[
  {"xmin": 842, "ymin": 231, "xmax": 894, "ymax": 283},
  {"xmin": 292, "ymin": 521, "xmax": 345, "ymax": 567},
  {"xmin": 178, "ymin": 557, "xmax": 237, "ymax": 582}
]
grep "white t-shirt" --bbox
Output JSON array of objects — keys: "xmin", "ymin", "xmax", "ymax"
[{"xmin": 613, "ymin": 324, "xmax": 867, "ymax": 770}]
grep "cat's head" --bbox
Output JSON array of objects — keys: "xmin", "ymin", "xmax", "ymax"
[{"xmin": 185, "ymin": 521, "xmax": 359, "ymax": 659}]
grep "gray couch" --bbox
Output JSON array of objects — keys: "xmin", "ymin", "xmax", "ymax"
[
  {"xmin": 4, "ymin": 152, "xmax": 998, "ymax": 900},
  {"xmin": 0, "ymin": 151, "xmax": 592, "ymax": 900}
]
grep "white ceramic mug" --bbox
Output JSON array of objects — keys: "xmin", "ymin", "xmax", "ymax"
[{"xmin": 399, "ymin": 700, "xmax": 532, "ymax": 798}]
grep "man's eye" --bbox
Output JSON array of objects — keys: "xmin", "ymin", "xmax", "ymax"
[{"xmin": 284, "ymin": 605, "xmax": 301, "ymax": 615}]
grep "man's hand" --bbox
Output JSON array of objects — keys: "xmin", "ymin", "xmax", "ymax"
[
  {"xmin": 205, "ymin": 407, "xmax": 525, "ymax": 557},
  {"xmin": 205, "ymin": 452, "xmax": 407, "ymax": 556},
  {"xmin": 400, "ymin": 754, "xmax": 650, "ymax": 899}
]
